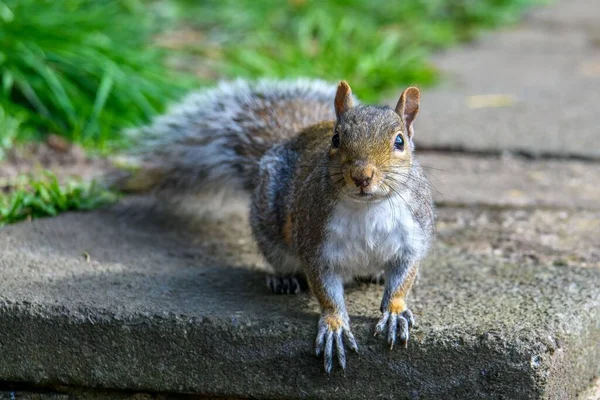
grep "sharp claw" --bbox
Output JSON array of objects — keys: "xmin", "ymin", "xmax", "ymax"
[
  {"xmin": 283, "ymin": 279, "xmax": 290, "ymax": 293},
  {"xmin": 388, "ymin": 313, "xmax": 398, "ymax": 349},
  {"xmin": 344, "ymin": 329, "xmax": 359, "ymax": 352},
  {"xmin": 324, "ymin": 330, "xmax": 334, "ymax": 373},
  {"xmin": 267, "ymin": 276, "xmax": 275, "ymax": 293},
  {"xmin": 315, "ymin": 344, "xmax": 323, "ymax": 357},
  {"xmin": 335, "ymin": 330, "xmax": 346, "ymax": 370},
  {"xmin": 398, "ymin": 316, "xmax": 409, "ymax": 347},
  {"xmin": 315, "ymin": 323, "xmax": 326, "ymax": 357},
  {"xmin": 403, "ymin": 309, "xmax": 415, "ymax": 328},
  {"xmin": 375, "ymin": 312, "xmax": 390, "ymax": 336},
  {"xmin": 291, "ymin": 277, "xmax": 300, "ymax": 294},
  {"xmin": 325, "ymin": 360, "xmax": 333, "ymax": 374}
]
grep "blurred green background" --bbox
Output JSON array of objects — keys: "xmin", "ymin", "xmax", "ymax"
[{"xmin": 0, "ymin": 0, "xmax": 543, "ymax": 152}]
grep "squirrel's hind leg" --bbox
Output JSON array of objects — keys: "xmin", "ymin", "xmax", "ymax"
[
  {"xmin": 267, "ymin": 274, "xmax": 309, "ymax": 295},
  {"xmin": 262, "ymin": 246, "xmax": 307, "ymax": 295}
]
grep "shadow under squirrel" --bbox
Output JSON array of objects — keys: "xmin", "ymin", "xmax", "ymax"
[{"xmin": 110, "ymin": 78, "xmax": 435, "ymax": 373}]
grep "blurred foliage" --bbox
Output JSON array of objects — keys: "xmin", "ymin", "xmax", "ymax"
[
  {"xmin": 0, "ymin": 172, "xmax": 119, "ymax": 226},
  {"xmin": 170, "ymin": 0, "xmax": 544, "ymax": 101},
  {"xmin": 0, "ymin": 104, "xmax": 27, "ymax": 159},
  {"xmin": 0, "ymin": 0, "xmax": 543, "ymax": 150},
  {"xmin": 0, "ymin": 0, "xmax": 192, "ymax": 150}
]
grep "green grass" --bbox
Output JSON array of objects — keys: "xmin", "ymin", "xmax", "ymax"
[
  {"xmin": 0, "ymin": 172, "xmax": 119, "ymax": 227},
  {"xmin": 0, "ymin": 0, "xmax": 192, "ymax": 151},
  {"xmin": 170, "ymin": 0, "xmax": 543, "ymax": 101},
  {"xmin": 0, "ymin": 104, "xmax": 28, "ymax": 160}
]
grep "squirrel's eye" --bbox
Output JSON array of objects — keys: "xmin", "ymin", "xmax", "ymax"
[
  {"xmin": 332, "ymin": 133, "xmax": 340, "ymax": 149},
  {"xmin": 394, "ymin": 134, "xmax": 404, "ymax": 151}
]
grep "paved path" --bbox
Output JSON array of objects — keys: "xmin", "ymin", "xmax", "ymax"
[
  {"xmin": 413, "ymin": 0, "xmax": 600, "ymax": 159},
  {"xmin": 1, "ymin": 0, "xmax": 599, "ymax": 398}
]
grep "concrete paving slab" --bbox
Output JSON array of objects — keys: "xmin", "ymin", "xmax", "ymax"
[
  {"xmin": 402, "ymin": 0, "xmax": 600, "ymax": 159},
  {"xmin": 578, "ymin": 377, "xmax": 600, "ymax": 400},
  {"xmin": 0, "ymin": 393, "xmax": 68, "ymax": 400},
  {"xmin": 420, "ymin": 153, "xmax": 600, "ymax": 210},
  {"xmin": 0, "ymin": 388, "xmax": 233, "ymax": 399},
  {"xmin": 436, "ymin": 207, "xmax": 600, "ymax": 269},
  {"xmin": 527, "ymin": 0, "xmax": 600, "ymax": 30},
  {"xmin": 0, "ymin": 204, "xmax": 598, "ymax": 399}
]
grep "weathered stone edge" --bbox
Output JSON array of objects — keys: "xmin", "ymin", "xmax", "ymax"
[
  {"xmin": 0, "ymin": 301, "xmax": 597, "ymax": 400},
  {"xmin": 546, "ymin": 305, "xmax": 600, "ymax": 399}
]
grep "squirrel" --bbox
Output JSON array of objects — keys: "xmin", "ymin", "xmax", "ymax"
[{"xmin": 111, "ymin": 78, "xmax": 435, "ymax": 373}]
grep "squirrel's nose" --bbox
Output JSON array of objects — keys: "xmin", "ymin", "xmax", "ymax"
[
  {"xmin": 352, "ymin": 173, "xmax": 372, "ymax": 188},
  {"xmin": 350, "ymin": 164, "xmax": 376, "ymax": 188}
]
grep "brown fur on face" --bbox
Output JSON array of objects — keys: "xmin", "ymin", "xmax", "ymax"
[
  {"xmin": 328, "ymin": 107, "xmax": 413, "ymax": 199},
  {"xmin": 326, "ymin": 83, "xmax": 420, "ymax": 201}
]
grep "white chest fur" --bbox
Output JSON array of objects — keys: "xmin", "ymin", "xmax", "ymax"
[{"xmin": 321, "ymin": 194, "xmax": 427, "ymax": 279}]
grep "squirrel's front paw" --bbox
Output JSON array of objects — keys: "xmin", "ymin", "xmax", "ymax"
[
  {"xmin": 374, "ymin": 309, "xmax": 414, "ymax": 349},
  {"xmin": 315, "ymin": 314, "xmax": 358, "ymax": 373}
]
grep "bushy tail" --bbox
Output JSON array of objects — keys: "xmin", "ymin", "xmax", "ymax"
[{"xmin": 109, "ymin": 78, "xmax": 338, "ymax": 202}]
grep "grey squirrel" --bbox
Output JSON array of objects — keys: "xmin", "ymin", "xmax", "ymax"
[{"xmin": 112, "ymin": 78, "xmax": 435, "ymax": 373}]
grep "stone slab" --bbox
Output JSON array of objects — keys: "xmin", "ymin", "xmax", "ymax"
[
  {"xmin": 400, "ymin": 0, "xmax": 600, "ymax": 159},
  {"xmin": 420, "ymin": 153, "xmax": 600, "ymax": 210},
  {"xmin": 578, "ymin": 377, "xmax": 600, "ymax": 400},
  {"xmin": 0, "ymin": 388, "xmax": 232, "ymax": 399},
  {"xmin": 436, "ymin": 207, "xmax": 600, "ymax": 269},
  {"xmin": 0, "ymin": 204, "xmax": 598, "ymax": 399},
  {"xmin": 527, "ymin": 0, "xmax": 600, "ymax": 30}
]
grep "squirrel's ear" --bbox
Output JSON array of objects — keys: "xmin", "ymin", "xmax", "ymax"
[
  {"xmin": 334, "ymin": 81, "xmax": 354, "ymax": 120},
  {"xmin": 395, "ymin": 86, "xmax": 420, "ymax": 137}
]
